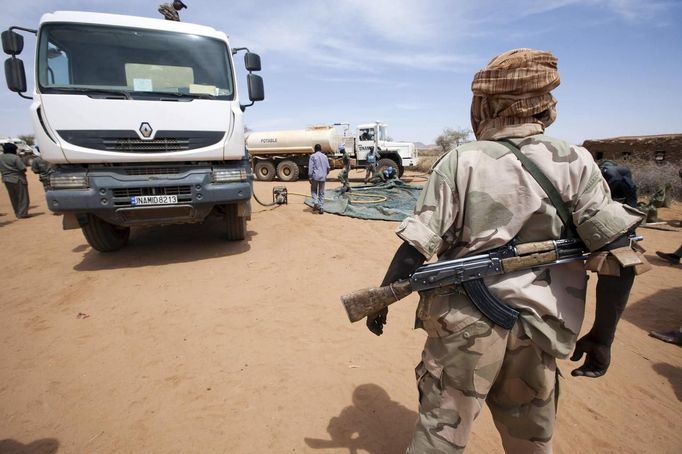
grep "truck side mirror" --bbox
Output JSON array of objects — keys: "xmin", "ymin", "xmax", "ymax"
[
  {"xmin": 2, "ymin": 30, "xmax": 24, "ymax": 55},
  {"xmin": 4, "ymin": 57, "xmax": 27, "ymax": 93},
  {"xmin": 247, "ymin": 74, "xmax": 264, "ymax": 102},
  {"xmin": 244, "ymin": 52, "xmax": 261, "ymax": 72}
]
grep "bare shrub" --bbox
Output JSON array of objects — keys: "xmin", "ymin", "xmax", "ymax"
[
  {"xmin": 435, "ymin": 128, "xmax": 472, "ymax": 154},
  {"xmin": 415, "ymin": 149, "xmax": 443, "ymax": 173},
  {"xmin": 610, "ymin": 157, "xmax": 681, "ymax": 201}
]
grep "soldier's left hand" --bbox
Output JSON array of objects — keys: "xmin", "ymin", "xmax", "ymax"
[
  {"xmin": 569, "ymin": 333, "xmax": 611, "ymax": 378},
  {"xmin": 366, "ymin": 308, "xmax": 388, "ymax": 336}
]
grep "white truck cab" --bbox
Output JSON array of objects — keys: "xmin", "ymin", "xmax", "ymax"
[
  {"xmin": 2, "ymin": 11, "xmax": 264, "ymax": 251},
  {"xmin": 353, "ymin": 121, "xmax": 416, "ymax": 171}
]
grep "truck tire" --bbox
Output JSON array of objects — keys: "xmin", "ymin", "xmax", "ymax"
[
  {"xmin": 224, "ymin": 204, "xmax": 246, "ymax": 241},
  {"xmin": 254, "ymin": 160, "xmax": 276, "ymax": 181},
  {"xmin": 377, "ymin": 158, "xmax": 399, "ymax": 176},
  {"xmin": 81, "ymin": 214, "xmax": 130, "ymax": 252},
  {"xmin": 276, "ymin": 160, "xmax": 300, "ymax": 182}
]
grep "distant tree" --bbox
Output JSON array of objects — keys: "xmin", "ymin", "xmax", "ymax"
[
  {"xmin": 18, "ymin": 134, "xmax": 34, "ymax": 146},
  {"xmin": 435, "ymin": 128, "xmax": 471, "ymax": 154},
  {"xmin": 244, "ymin": 125, "xmax": 253, "ymax": 133}
]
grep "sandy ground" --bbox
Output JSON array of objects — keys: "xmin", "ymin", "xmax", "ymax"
[{"xmin": 0, "ymin": 170, "xmax": 680, "ymax": 454}]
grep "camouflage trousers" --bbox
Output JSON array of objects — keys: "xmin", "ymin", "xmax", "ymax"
[{"xmin": 407, "ymin": 288, "xmax": 558, "ymax": 454}]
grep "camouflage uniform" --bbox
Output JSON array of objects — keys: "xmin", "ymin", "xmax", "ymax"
[
  {"xmin": 339, "ymin": 149, "xmax": 351, "ymax": 192},
  {"xmin": 396, "ymin": 49, "xmax": 644, "ymax": 453}
]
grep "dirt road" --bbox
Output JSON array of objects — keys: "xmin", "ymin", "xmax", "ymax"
[{"xmin": 1, "ymin": 171, "xmax": 680, "ymax": 454}]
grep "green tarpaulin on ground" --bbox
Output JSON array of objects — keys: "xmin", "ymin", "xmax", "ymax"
[{"xmin": 305, "ymin": 180, "xmax": 423, "ymax": 221}]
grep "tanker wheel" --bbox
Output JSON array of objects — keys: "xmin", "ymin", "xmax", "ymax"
[
  {"xmin": 254, "ymin": 160, "xmax": 276, "ymax": 181},
  {"xmin": 377, "ymin": 158, "xmax": 399, "ymax": 176},
  {"xmin": 276, "ymin": 160, "xmax": 300, "ymax": 182}
]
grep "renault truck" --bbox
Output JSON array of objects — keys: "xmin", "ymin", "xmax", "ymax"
[{"xmin": 2, "ymin": 11, "xmax": 264, "ymax": 251}]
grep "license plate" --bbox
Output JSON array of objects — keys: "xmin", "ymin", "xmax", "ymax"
[{"xmin": 131, "ymin": 195, "xmax": 178, "ymax": 206}]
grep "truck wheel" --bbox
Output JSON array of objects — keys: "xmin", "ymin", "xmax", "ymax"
[
  {"xmin": 254, "ymin": 161, "xmax": 276, "ymax": 181},
  {"xmin": 277, "ymin": 160, "xmax": 300, "ymax": 182},
  {"xmin": 224, "ymin": 204, "xmax": 246, "ymax": 241},
  {"xmin": 81, "ymin": 214, "xmax": 130, "ymax": 252},
  {"xmin": 377, "ymin": 158, "xmax": 399, "ymax": 176}
]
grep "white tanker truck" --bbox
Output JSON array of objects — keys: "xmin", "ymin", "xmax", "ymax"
[{"xmin": 246, "ymin": 122, "xmax": 416, "ymax": 181}]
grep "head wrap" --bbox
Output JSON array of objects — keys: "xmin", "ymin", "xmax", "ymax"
[
  {"xmin": 470, "ymin": 48, "xmax": 560, "ymax": 140},
  {"xmin": 3, "ymin": 142, "xmax": 18, "ymax": 154}
]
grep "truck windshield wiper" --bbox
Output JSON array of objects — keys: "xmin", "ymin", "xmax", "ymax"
[
  {"xmin": 56, "ymin": 87, "xmax": 132, "ymax": 99},
  {"xmin": 133, "ymin": 91, "xmax": 216, "ymax": 100}
]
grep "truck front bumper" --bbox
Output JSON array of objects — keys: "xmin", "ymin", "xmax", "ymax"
[{"xmin": 46, "ymin": 166, "xmax": 252, "ymax": 227}]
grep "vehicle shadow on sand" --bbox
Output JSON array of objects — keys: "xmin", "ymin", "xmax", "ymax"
[
  {"xmin": 304, "ymin": 383, "xmax": 417, "ymax": 454},
  {"xmin": 0, "ymin": 437, "xmax": 59, "ymax": 454},
  {"xmin": 73, "ymin": 218, "xmax": 254, "ymax": 271}
]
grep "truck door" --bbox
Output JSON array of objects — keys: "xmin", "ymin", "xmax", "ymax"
[{"xmin": 356, "ymin": 127, "xmax": 376, "ymax": 161}]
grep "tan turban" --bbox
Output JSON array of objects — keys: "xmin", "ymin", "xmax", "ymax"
[{"xmin": 470, "ymin": 48, "xmax": 560, "ymax": 140}]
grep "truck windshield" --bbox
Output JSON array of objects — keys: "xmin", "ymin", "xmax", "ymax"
[
  {"xmin": 378, "ymin": 126, "xmax": 387, "ymax": 141},
  {"xmin": 37, "ymin": 23, "xmax": 234, "ymax": 100}
]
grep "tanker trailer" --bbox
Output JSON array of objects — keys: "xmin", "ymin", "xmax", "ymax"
[{"xmin": 246, "ymin": 125, "xmax": 343, "ymax": 181}]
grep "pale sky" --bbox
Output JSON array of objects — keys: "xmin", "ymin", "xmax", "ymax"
[{"xmin": 1, "ymin": 0, "xmax": 681, "ymax": 145}]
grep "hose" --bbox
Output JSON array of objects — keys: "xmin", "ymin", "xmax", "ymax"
[
  {"xmin": 287, "ymin": 191, "xmax": 387, "ymax": 204},
  {"xmin": 252, "ymin": 186, "xmax": 279, "ymax": 207}
]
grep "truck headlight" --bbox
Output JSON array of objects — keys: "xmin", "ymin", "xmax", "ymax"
[
  {"xmin": 50, "ymin": 175, "xmax": 89, "ymax": 189},
  {"xmin": 212, "ymin": 168, "xmax": 247, "ymax": 183}
]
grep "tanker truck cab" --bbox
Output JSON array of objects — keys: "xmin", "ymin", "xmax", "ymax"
[
  {"xmin": 356, "ymin": 122, "xmax": 416, "ymax": 176},
  {"xmin": 2, "ymin": 11, "xmax": 264, "ymax": 251}
]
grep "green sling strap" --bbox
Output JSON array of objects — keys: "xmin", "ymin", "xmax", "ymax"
[{"xmin": 498, "ymin": 139, "xmax": 579, "ymax": 239}]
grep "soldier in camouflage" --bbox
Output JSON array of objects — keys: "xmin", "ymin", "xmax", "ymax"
[
  {"xmin": 367, "ymin": 49, "xmax": 649, "ymax": 453},
  {"xmin": 338, "ymin": 144, "xmax": 351, "ymax": 193},
  {"xmin": 158, "ymin": 0, "xmax": 187, "ymax": 21}
]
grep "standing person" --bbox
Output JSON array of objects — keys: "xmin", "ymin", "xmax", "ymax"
[
  {"xmin": 158, "ymin": 0, "xmax": 187, "ymax": 21},
  {"xmin": 655, "ymin": 245, "xmax": 682, "ymax": 265},
  {"xmin": 0, "ymin": 142, "xmax": 30, "ymax": 218},
  {"xmin": 364, "ymin": 148, "xmax": 379, "ymax": 184},
  {"xmin": 649, "ymin": 326, "xmax": 682, "ymax": 345},
  {"xmin": 308, "ymin": 143, "xmax": 330, "ymax": 214},
  {"xmin": 30, "ymin": 146, "xmax": 53, "ymax": 190},
  {"xmin": 365, "ymin": 49, "xmax": 648, "ymax": 453},
  {"xmin": 338, "ymin": 143, "xmax": 351, "ymax": 193},
  {"xmin": 599, "ymin": 160, "xmax": 637, "ymax": 208}
]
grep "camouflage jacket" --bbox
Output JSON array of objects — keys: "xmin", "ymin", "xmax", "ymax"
[{"xmin": 396, "ymin": 133, "xmax": 644, "ymax": 358}]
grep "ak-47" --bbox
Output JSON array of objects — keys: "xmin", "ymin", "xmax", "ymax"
[{"xmin": 341, "ymin": 236, "xmax": 642, "ymax": 329}]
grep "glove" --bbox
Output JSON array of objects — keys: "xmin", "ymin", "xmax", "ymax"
[
  {"xmin": 570, "ymin": 332, "xmax": 611, "ymax": 378},
  {"xmin": 366, "ymin": 308, "xmax": 388, "ymax": 336}
]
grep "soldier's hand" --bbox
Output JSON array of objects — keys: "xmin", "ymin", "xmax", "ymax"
[
  {"xmin": 366, "ymin": 308, "xmax": 388, "ymax": 336},
  {"xmin": 570, "ymin": 333, "xmax": 611, "ymax": 378}
]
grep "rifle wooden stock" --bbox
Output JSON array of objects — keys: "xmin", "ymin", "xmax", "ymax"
[
  {"xmin": 501, "ymin": 250, "xmax": 558, "ymax": 273},
  {"xmin": 341, "ymin": 280, "xmax": 413, "ymax": 323}
]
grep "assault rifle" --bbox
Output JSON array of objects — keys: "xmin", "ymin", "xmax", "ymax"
[{"xmin": 341, "ymin": 236, "xmax": 642, "ymax": 329}]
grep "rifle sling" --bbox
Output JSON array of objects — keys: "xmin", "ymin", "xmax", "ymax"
[{"xmin": 498, "ymin": 139, "xmax": 578, "ymax": 239}]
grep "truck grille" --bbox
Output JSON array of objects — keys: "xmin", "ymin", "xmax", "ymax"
[
  {"xmin": 123, "ymin": 167, "xmax": 183, "ymax": 176},
  {"xmin": 111, "ymin": 186, "xmax": 192, "ymax": 206},
  {"xmin": 117, "ymin": 206, "xmax": 194, "ymax": 224},
  {"xmin": 112, "ymin": 186, "xmax": 192, "ymax": 197},
  {"xmin": 102, "ymin": 137, "xmax": 190, "ymax": 153},
  {"xmin": 57, "ymin": 130, "xmax": 225, "ymax": 153}
]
